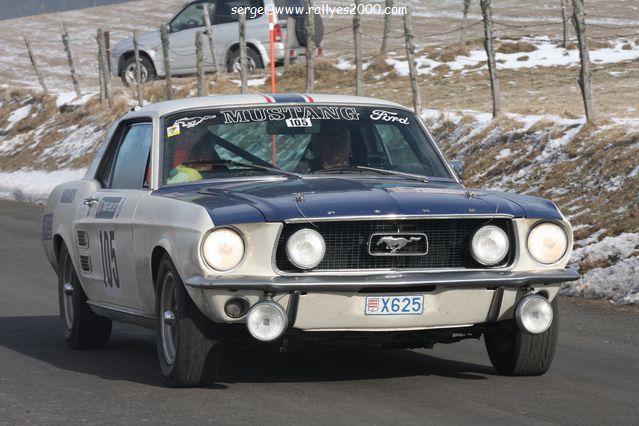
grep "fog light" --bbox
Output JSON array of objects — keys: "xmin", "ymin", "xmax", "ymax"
[
  {"xmin": 246, "ymin": 301, "xmax": 288, "ymax": 342},
  {"xmin": 516, "ymin": 295, "xmax": 553, "ymax": 334},
  {"xmin": 224, "ymin": 297, "xmax": 249, "ymax": 319}
]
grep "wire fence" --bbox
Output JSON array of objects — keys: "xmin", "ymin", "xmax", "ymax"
[{"xmin": 15, "ymin": 1, "xmax": 639, "ymax": 121}]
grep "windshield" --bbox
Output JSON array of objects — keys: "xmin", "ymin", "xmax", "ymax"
[{"xmin": 161, "ymin": 105, "xmax": 453, "ymax": 185}]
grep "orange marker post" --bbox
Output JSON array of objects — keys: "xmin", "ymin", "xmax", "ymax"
[{"xmin": 269, "ymin": 10, "xmax": 277, "ymax": 165}]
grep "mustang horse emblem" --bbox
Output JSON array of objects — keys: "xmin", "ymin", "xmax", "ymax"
[{"xmin": 376, "ymin": 236, "xmax": 422, "ymax": 253}]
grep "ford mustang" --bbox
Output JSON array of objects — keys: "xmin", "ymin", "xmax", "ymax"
[{"xmin": 43, "ymin": 93, "xmax": 580, "ymax": 387}]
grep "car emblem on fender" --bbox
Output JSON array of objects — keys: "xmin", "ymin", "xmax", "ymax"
[{"xmin": 368, "ymin": 233, "xmax": 429, "ymax": 256}]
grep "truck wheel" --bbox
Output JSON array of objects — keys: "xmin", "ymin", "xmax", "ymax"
[
  {"xmin": 58, "ymin": 244, "xmax": 112, "ymax": 349},
  {"xmin": 121, "ymin": 55, "xmax": 155, "ymax": 87},
  {"xmin": 484, "ymin": 297, "xmax": 559, "ymax": 376},
  {"xmin": 227, "ymin": 47, "xmax": 263, "ymax": 73},
  {"xmin": 155, "ymin": 254, "xmax": 222, "ymax": 387}
]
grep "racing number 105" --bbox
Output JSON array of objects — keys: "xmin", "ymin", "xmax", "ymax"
[{"xmin": 99, "ymin": 230, "xmax": 120, "ymax": 289}]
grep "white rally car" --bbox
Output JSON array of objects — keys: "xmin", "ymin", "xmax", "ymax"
[{"xmin": 43, "ymin": 94, "xmax": 579, "ymax": 387}]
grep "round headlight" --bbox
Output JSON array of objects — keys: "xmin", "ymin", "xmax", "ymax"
[
  {"xmin": 202, "ymin": 228, "xmax": 244, "ymax": 271},
  {"xmin": 286, "ymin": 228, "xmax": 326, "ymax": 270},
  {"xmin": 471, "ymin": 225, "xmax": 509, "ymax": 266},
  {"xmin": 527, "ymin": 222, "xmax": 568, "ymax": 264}
]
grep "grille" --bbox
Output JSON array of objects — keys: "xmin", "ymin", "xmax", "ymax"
[{"xmin": 276, "ymin": 218, "xmax": 514, "ymax": 272}]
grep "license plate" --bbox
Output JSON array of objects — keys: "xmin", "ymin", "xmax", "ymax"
[{"xmin": 365, "ymin": 295, "xmax": 424, "ymax": 315}]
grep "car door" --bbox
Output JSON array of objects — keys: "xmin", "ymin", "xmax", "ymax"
[
  {"xmin": 215, "ymin": 0, "xmax": 267, "ymax": 68},
  {"xmin": 73, "ymin": 120, "xmax": 153, "ymax": 313},
  {"xmin": 168, "ymin": 0, "xmax": 217, "ymax": 73}
]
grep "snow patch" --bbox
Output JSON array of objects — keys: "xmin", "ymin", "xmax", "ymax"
[
  {"xmin": 0, "ymin": 168, "xmax": 86, "ymax": 203},
  {"xmin": 6, "ymin": 105, "xmax": 31, "ymax": 130}
]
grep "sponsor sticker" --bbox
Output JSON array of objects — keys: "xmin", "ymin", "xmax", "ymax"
[
  {"xmin": 60, "ymin": 188, "xmax": 77, "ymax": 204},
  {"xmin": 42, "ymin": 213, "xmax": 53, "ymax": 241},
  {"xmin": 166, "ymin": 124, "xmax": 181, "ymax": 138},
  {"xmin": 95, "ymin": 197, "xmax": 124, "ymax": 220}
]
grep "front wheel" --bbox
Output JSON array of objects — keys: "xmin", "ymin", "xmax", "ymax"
[
  {"xmin": 155, "ymin": 254, "xmax": 222, "ymax": 387},
  {"xmin": 484, "ymin": 296, "xmax": 559, "ymax": 376},
  {"xmin": 121, "ymin": 55, "xmax": 155, "ymax": 86},
  {"xmin": 227, "ymin": 47, "xmax": 263, "ymax": 73},
  {"xmin": 58, "ymin": 244, "xmax": 112, "ymax": 349}
]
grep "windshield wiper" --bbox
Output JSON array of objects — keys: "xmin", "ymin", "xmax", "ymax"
[
  {"xmin": 313, "ymin": 165, "xmax": 429, "ymax": 183},
  {"xmin": 183, "ymin": 159, "xmax": 303, "ymax": 179}
]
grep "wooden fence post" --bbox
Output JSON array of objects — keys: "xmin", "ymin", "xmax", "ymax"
[
  {"xmin": 380, "ymin": 0, "xmax": 393, "ymax": 54},
  {"xmin": 353, "ymin": 0, "xmax": 363, "ymax": 96},
  {"xmin": 97, "ymin": 28, "xmax": 113, "ymax": 107},
  {"xmin": 480, "ymin": 0, "xmax": 500, "ymax": 118},
  {"xmin": 460, "ymin": 0, "xmax": 471, "ymax": 47},
  {"xmin": 96, "ymin": 33, "xmax": 105, "ymax": 103},
  {"xmin": 160, "ymin": 24, "xmax": 173, "ymax": 100},
  {"xmin": 284, "ymin": 15, "xmax": 294, "ymax": 72},
  {"xmin": 571, "ymin": 0, "xmax": 596, "ymax": 121},
  {"xmin": 560, "ymin": 0, "xmax": 570, "ymax": 48},
  {"xmin": 403, "ymin": 8, "xmax": 422, "ymax": 113},
  {"xmin": 61, "ymin": 23, "xmax": 81, "ymax": 98},
  {"xmin": 196, "ymin": 31, "xmax": 205, "ymax": 96},
  {"xmin": 23, "ymin": 36, "xmax": 48, "ymax": 95},
  {"xmin": 133, "ymin": 30, "xmax": 144, "ymax": 106},
  {"xmin": 202, "ymin": 3, "xmax": 218, "ymax": 81},
  {"xmin": 238, "ymin": 12, "xmax": 248, "ymax": 93},
  {"xmin": 306, "ymin": 0, "xmax": 315, "ymax": 93}
]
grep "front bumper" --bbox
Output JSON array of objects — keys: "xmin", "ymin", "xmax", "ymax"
[
  {"xmin": 185, "ymin": 268, "xmax": 580, "ymax": 292},
  {"xmin": 185, "ymin": 269, "xmax": 578, "ymax": 331}
]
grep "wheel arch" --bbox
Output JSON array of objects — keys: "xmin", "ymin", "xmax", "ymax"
[
  {"xmin": 118, "ymin": 50, "xmax": 158, "ymax": 77},
  {"xmin": 224, "ymin": 40, "xmax": 267, "ymax": 67}
]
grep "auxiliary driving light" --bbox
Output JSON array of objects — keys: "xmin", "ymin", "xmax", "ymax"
[
  {"xmin": 471, "ymin": 225, "xmax": 509, "ymax": 266},
  {"xmin": 286, "ymin": 228, "xmax": 326, "ymax": 270},
  {"xmin": 515, "ymin": 295, "xmax": 554, "ymax": 334},
  {"xmin": 246, "ymin": 301, "xmax": 288, "ymax": 342}
]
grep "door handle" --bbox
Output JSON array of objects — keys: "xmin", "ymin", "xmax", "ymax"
[{"xmin": 83, "ymin": 197, "xmax": 99, "ymax": 207}]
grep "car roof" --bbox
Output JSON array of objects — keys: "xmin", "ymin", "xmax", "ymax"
[{"xmin": 123, "ymin": 93, "xmax": 409, "ymax": 120}]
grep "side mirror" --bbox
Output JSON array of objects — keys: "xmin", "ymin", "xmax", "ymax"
[{"xmin": 450, "ymin": 160, "xmax": 464, "ymax": 180}]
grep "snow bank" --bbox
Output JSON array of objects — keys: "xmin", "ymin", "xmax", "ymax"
[
  {"xmin": 562, "ymin": 257, "xmax": 639, "ymax": 304},
  {"xmin": 0, "ymin": 169, "xmax": 85, "ymax": 203},
  {"xmin": 387, "ymin": 37, "xmax": 639, "ymax": 77}
]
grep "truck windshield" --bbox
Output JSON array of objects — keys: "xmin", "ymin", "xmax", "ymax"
[{"xmin": 161, "ymin": 104, "xmax": 453, "ymax": 185}]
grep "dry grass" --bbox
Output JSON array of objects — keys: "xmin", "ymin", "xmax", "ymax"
[
  {"xmin": 496, "ymin": 41, "xmax": 538, "ymax": 54},
  {"xmin": 517, "ymin": 55, "xmax": 530, "ymax": 62}
]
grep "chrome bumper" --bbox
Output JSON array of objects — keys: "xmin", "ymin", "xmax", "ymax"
[{"xmin": 185, "ymin": 268, "xmax": 580, "ymax": 292}]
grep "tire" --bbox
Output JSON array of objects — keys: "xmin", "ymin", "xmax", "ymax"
[
  {"xmin": 484, "ymin": 296, "xmax": 559, "ymax": 376},
  {"xmin": 121, "ymin": 54, "xmax": 155, "ymax": 87},
  {"xmin": 295, "ymin": 14, "xmax": 324, "ymax": 48},
  {"xmin": 227, "ymin": 47, "xmax": 264, "ymax": 73},
  {"xmin": 58, "ymin": 243, "xmax": 112, "ymax": 349},
  {"xmin": 155, "ymin": 254, "xmax": 223, "ymax": 387}
]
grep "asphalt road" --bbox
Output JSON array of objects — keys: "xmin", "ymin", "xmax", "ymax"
[{"xmin": 0, "ymin": 199, "xmax": 638, "ymax": 425}]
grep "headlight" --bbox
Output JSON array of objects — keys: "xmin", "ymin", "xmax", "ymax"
[
  {"xmin": 527, "ymin": 222, "xmax": 568, "ymax": 264},
  {"xmin": 202, "ymin": 228, "xmax": 244, "ymax": 271},
  {"xmin": 471, "ymin": 225, "xmax": 509, "ymax": 266},
  {"xmin": 286, "ymin": 228, "xmax": 326, "ymax": 270}
]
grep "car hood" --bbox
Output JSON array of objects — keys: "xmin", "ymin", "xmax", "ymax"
[
  {"xmin": 113, "ymin": 29, "xmax": 160, "ymax": 53},
  {"xmin": 153, "ymin": 176, "xmax": 563, "ymax": 226}
]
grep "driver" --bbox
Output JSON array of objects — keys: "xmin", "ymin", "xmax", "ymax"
[{"xmin": 312, "ymin": 123, "xmax": 352, "ymax": 170}]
